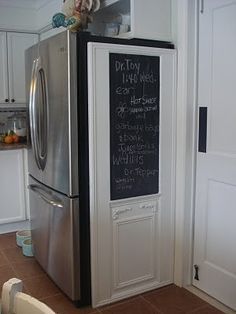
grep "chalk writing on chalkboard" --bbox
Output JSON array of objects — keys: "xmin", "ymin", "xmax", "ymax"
[{"xmin": 110, "ymin": 53, "xmax": 160, "ymax": 200}]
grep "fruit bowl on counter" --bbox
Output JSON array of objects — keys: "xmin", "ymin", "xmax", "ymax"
[
  {"xmin": 0, "ymin": 112, "xmax": 27, "ymax": 145},
  {"xmin": 0, "ymin": 130, "xmax": 27, "ymax": 144}
]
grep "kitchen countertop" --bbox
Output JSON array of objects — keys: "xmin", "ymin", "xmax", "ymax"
[{"xmin": 0, "ymin": 142, "xmax": 28, "ymax": 150}]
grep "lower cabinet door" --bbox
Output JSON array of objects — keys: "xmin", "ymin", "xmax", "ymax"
[
  {"xmin": 0, "ymin": 149, "xmax": 26, "ymax": 224},
  {"xmin": 112, "ymin": 201, "xmax": 159, "ymax": 292}
]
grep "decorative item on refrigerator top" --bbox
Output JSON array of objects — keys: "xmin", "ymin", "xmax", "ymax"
[{"xmin": 52, "ymin": 0, "xmax": 100, "ymax": 31}]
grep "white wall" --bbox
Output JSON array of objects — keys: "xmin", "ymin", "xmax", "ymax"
[
  {"xmin": 36, "ymin": 0, "xmax": 61, "ymax": 31},
  {"xmin": 0, "ymin": 0, "xmax": 61, "ymax": 32},
  {"xmin": 0, "ymin": 6, "xmax": 38, "ymax": 32}
]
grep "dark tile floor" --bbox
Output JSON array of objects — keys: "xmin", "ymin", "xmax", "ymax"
[{"xmin": 0, "ymin": 232, "xmax": 223, "ymax": 314}]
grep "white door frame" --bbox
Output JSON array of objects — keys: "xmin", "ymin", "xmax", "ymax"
[{"xmin": 173, "ymin": 0, "xmax": 199, "ymax": 287}]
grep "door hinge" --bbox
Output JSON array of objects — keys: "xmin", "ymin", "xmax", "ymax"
[
  {"xmin": 200, "ymin": 0, "xmax": 204, "ymax": 14},
  {"xmin": 194, "ymin": 264, "xmax": 200, "ymax": 280}
]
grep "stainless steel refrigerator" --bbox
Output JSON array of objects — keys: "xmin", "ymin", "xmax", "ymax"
[
  {"xmin": 25, "ymin": 31, "xmax": 90, "ymax": 306},
  {"xmin": 25, "ymin": 30, "xmax": 174, "ymax": 306}
]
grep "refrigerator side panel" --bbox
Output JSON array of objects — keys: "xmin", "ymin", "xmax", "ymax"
[{"xmin": 28, "ymin": 176, "xmax": 80, "ymax": 300}]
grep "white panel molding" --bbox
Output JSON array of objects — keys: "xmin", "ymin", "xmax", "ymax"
[
  {"xmin": 110, "ymin": 194, "xmax": 161, "ymax": 208},
  {"xmin": 88, "ymin": 42, "xmax": 176, "ymax": 307},
  {"xmin": 112, "ymin": 214, "xmax": 156, "ymax": 289},
  {"xmin": 96, "ymin": 280, "xmax": 172, "ymax": 308},
  {"xmin": 88, "ymin": 43, "xmax": 100, "ymax": 307},
  {"xmin": 114, "ymin": 273, "xmax": 155, "ymax": 290},
  {"xmin": 111, "ymin": 201, "xmax": 158, "ymax": 220},
  {"xmin": 112, "ymin": 207, "xmax": 132, "ymax": 220}
]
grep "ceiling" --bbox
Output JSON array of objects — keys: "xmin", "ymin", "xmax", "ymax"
[{"xmin": 0, "ymin": 0, "xmax": 53, "ymax": 10}]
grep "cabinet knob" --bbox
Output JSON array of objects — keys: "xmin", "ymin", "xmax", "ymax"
[
  {"xmin": 5, "ymin": 99, "xmax": 9, "ymax": 102},
  {"xmin": 11, "ymin": 99, "xmax": 15, "ymax": 103}
]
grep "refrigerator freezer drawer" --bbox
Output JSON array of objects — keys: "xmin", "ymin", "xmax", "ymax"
[{"xmin": 28, "ymin": 176, "xmax": 80, "ymax": 300}]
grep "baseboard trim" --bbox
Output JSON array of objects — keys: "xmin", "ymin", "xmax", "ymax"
[
  {"xmin": 185, "ymin": 285, "xmax": 235, "ymax": 314},
  {"xmin": 0, "ymin": 220, "xmax": 30, "ymax": 234}
]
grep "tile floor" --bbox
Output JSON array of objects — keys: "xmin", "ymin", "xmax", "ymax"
[{"xmin": 0, "ymin": 232, "xmax": 223, "ymax": 314}]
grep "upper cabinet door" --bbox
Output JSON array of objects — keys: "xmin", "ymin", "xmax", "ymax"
[
  {"xmin": 132, "ymin": 0, "xmax": 171, "ymax": 41},
  {"xmin": 7, "ymin": 32, "xmax": 38, "ymax": 104},
  {"xmin": 0, "ymin": 32, "xmax": 9, "ymax": 104},
  {"xmin": 90, "ymin": 0, "xmax": 172, "ymax": 41}
]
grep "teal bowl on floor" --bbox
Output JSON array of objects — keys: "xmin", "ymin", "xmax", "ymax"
[
  {"xmin": 22, "ymin": 238, "xmax": 34, "ymax": 257},
  {"xmin": 16, "ymin": 230, "xmax": 31, "ymax": 247}
]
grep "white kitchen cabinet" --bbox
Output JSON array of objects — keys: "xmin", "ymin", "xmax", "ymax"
[
  {"xmin": 0, "ymin": 32, "xmax": 9, "ymax": 106},
  {"xmin": 111, "ymin": 200, "xmax": 160, "ymax": 292},
  {"xmin": 0, "ymin": 149, "xmax": 28, "ymax": 224},
  {"xmin": 89, "ymin": 0, "xmax": 172, "ymax": 41},
  {"xmin": 0, "ymin": 32, "xmax": 38, "ymax": 106}
]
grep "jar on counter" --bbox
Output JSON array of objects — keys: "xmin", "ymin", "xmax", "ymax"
[{"xmin": 7, "ymin": 112, "xmax": 27, "ymax": 142}]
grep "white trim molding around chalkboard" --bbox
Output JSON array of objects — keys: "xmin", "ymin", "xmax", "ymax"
[{"xmin": 88, "ymin": 42, "xmax": 176, "ymax": 307}]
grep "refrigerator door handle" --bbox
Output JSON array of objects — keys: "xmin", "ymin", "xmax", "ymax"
[
  {"xmin": 28, "ymin": 184, "xmax": 64, "ymax": 208},
  {"xmin": 29, "ymin": 59, "xmax": 41, "ymax": 170},
  {"xmin": 36, "ymin": 63, "xmax": 48, "ymax": 170},
  {"xmin": 29, "ymin": 58, "xmax": 48, "ymax": 171}
]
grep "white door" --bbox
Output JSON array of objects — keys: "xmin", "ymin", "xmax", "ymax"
[
  {"xmin": 193, "ymin": 0, "xmax": 236, "ymax": 310},
  {"xmin": 0, "ymin": 32, "xmax": 9, "ymax": 104},
  {"xmin": 7, "ymin": 32, "xmax": 38, "ymax": 104},
  {"xmin": 88, "ymin": 42, "xmax": 176, "ymax": 307}
]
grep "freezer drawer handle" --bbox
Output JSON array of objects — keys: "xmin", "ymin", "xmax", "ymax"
[{"xmin": 28, "ymin": 185, "xmax": 63, "ymax": 208}]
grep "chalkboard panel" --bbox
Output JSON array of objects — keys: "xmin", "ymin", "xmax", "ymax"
[{"xmin": 110, "ymin": 53, "xmax": 160, "ymax": 200}]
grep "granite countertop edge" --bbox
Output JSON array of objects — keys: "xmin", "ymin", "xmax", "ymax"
[{"xmin": 0, "ymin": 143, "xmax": 28, "ymax": 150}]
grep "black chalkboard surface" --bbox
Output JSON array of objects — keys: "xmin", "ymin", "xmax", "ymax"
[{"xmin": 110, "ymin": 53, "xmax": 160, "ymax": 200}]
